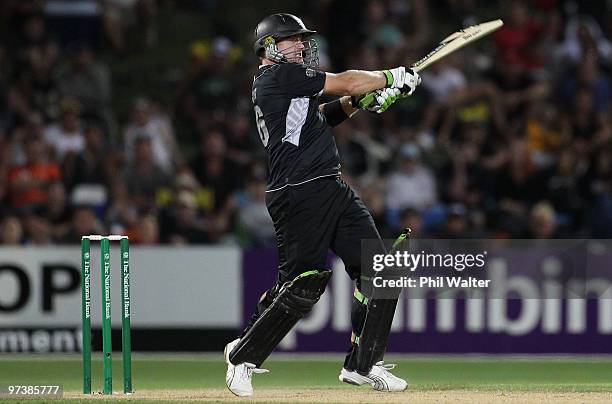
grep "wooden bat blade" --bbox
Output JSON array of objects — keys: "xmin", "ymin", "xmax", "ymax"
[
  {"xmin": 411, "ymin": 19, "xmax": 503, "ymax": 72},
  {"xmin": 440, "ymin": 19, "xmax": 503, "ymax": 44},
  {"xmin": 357, "ymin": 19, "xmax": 503, "ymax": 109}
]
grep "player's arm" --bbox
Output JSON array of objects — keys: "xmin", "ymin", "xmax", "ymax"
[
  {"xmin": 322, "ymin": 67, "xmax": 419, "ymax": 96},
  {"xmin": 323, "ymin": 70, "xmax": 386, "ymax": 95}
]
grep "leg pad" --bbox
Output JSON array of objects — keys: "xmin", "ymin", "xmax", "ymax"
[
  {"xmin": 229, "ymin": 270, "xmax": 332, "ymax": 366},
  {"xmin": 354, "ymin": 298, "xmax": 399, "ymax": 374}
]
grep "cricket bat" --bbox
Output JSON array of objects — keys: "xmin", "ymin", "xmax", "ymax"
[{"xmin": 359, "ymin": 19, "xmax": 504, "ymax": 109}]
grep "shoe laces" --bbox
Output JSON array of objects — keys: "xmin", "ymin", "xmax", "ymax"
[
  {"xmin": 242, "ymin": 362, "xmax": 269, "ymax": 380},
  {"xmin": 374, "ymin": 361, "xmax": 397, "ymax": 374}
]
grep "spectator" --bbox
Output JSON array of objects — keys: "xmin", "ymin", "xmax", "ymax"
[
  {"xmin": 489, "ymin": 55, "xmax": 550, "ymax": 123},
  {"xmin": 162, "ymin": 190, "xmax": 210, "ymax": 244},
  {"xmin": 124, "ymin": 98, "xmax": 179, "ymax": 174},
  {"xmin": 122, "ymin": 134, "xmax": 170, "ymax": 209},
  {"xmin": 23, "ymin": 211, "xmax": 53, "ymax": 244},
  {"xmin": 555, "ymin": 15, "xmax": 612, "ymax": 67},
  {"xmin": 106, "ymin": 179, "xmax": 138, "ymax": 234},
  {"xmin": 168, "ymin": 167, "xmax": 204, "ymax": 207},
  {"xmin": 359, "ymin": 181, "xmax": 389, "ymax": 236},
  {"xmin": 494, "ymin": 139, "xmax": 544, "ymax": 211},
  {"xmin": 131, "ymin": 212, "xmax": 159, "ymax": 245},
  {"xmin": 436, "ymin": 204, "xmax": 471, "ymax": 239},
  {"xmin": 46, "ymin": 181, "xmax": 71, "ymax": 239},
  {"xmin": 225, "ymin": 111, "xmax": 258, "ymax": 168},
  {"xmin": 59, "ymin": 205, "xmax": 104, "ymax": 243},
  {"xmin": 6, "ymin": 114, "xmax": 46, "ymax": 167},
  {"xmin": 528, "ymin": 201, "xmax": 559, "ymax": 239},
  {"xmin": 525, "ymin": 103, "xmax": 567, "ymax": 168},
  {"xmin": 102, "ymin": 0, "xmax": 157, "ymax": 52},
  {"xmin": 445, "ymin": 128, "xmax": 491, "ymax": 208},
  {"xmin": 494, "ymin": 0, "xmax": 544, "ymax": 71},
  {"xmin": 56, "ymin": 42, "xmax": 114, "ymax": 134},
  {"xmin": 10, "ymin": 14, "xmax": 59, "ymax": 76},
  {"xmin": 0, "ymin": 215, "xmax": 23, "ymax": 245},
  {"xmin": 43, "ymin": 97, "xmax": 85, "ymax": 160},
  {"xmin": 562, "ymin": 85, "xmax": 611, "ymax": 157},
  {"xmin": 62, "ymin": 125, "xmax": 110, "ymax": 190},
  {"xmin": 365, "ymin": 0, "xmax": 405, "ymax": 50},
  {"xmin": 560, "ymin": 54, "xmax": 611, "ymax": 116},
  {"xmin": 421, "ymin": 59, "xmax": 467, "ymax": 105},
  {"xmin": 13, "ymin": 43, "xmax": 61, "ymax": 123},
  {"xmin": 543, "ymin": 148, "xmax": 584, "ymax": 231},
  {"xmin": 235, "ymin": 175, "xmax": 274, "ymax": 246},
  {"xmin": 7, "ymin": 134, "xmax": 61, "ymax": 210},
  {"xmin": 176, "ymin": 37, "xmax": 240, "ymax": 127},
  {"xmin": 386, "ymin": 144, "xmax": 437, "ymax": 212},
  {"xmin": 190, "ymin": 130, "xmax": 241, "ymax": 213}
]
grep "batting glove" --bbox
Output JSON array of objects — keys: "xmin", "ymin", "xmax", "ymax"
[
  {"xmin": 352, "ymin": 88, "xmax": 401, "ymax": 114},
  {"xmin": 382, "ymin": 66, "xmax": 406, "ymax": 89},
  {"xmin": 370, "ymin": 88, "xmax": 401, "ymax": 113},
  {"xmin": 399, "ymin": 68, "xmax": 421, "ymax": 97}
]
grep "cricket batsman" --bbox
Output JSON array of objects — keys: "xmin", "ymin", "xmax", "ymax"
[{"xmin": 224, "ymin": 13, "xmax": 420, "ymax": 396}]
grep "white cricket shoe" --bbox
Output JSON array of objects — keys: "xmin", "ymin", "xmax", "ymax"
[
  {"xmin": 224, "ymin": 338, "xmax": 268, "ymax": 397},
  {"xmin": 339, "ymin": 361, "xmax": 408, "ymax": 392}
]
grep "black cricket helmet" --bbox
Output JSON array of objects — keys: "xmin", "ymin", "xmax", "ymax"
[{"xmin": 253, "ymin": 13, "xmax": 319, "ymax": 67}]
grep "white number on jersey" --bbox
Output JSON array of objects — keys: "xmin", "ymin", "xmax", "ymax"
[{"xmin": 254, "ymin": 105, "xmax": 269, "ymax": 147}]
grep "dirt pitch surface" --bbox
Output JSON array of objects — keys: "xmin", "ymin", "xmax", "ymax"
[{"xmin": 64, "ymin": 388, "xmax": 612, "ymax": 403}]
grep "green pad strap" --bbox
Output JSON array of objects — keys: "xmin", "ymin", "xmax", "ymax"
[
  {"xmin": 392, "ymin": 230, "xmax": 410, "ymax": 249},
  {"xmin": 354, "ymin": 289, "xmax": 369, "ymax": 305},
  {"xmin": 295, "ymin": 270, "xmax": 325, "ymax": 280}
]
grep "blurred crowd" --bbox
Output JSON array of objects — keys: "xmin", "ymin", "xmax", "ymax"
[{"xmin": 0, "ymin": 0, "xmax": 611, "ymax": 246}]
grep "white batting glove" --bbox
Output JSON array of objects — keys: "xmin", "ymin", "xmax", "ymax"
[
  {"xmin": 383, "ymin": 66, "xmax": 406, "ymax": 89},
  {"xmin": 399, "ymin": 68, "xmax": 421, "ymax": 97}
]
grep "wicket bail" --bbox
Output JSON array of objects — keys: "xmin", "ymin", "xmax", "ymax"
[{"xmin": 81, "ymin": 235, "xmax": 133, "ymax": 395}]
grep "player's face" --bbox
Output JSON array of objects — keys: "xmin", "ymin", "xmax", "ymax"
[{"xmin": 277, "ymin": 35, "xmax": 305, "ymax": 64}]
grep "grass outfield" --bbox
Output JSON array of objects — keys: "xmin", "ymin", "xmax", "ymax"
[{"xmin": 1, "ymin": 354, "xmax": 612, "ymax": 403}]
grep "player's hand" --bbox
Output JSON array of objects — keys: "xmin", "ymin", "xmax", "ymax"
[
  {"xmin": 399, "ymin": 68, "xmax": 421, "ymax": 97},
  {"xmin": 383, "ymin": 66, "xmax": 406, "ymax": 89},
  {"xmin": 368, "ymin": 88, "xmax": 401, "ymax": 113}
]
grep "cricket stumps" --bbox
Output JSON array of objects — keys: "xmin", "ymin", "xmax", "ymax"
[{"xmin": 81, "ymin": 235, "xmax": 132, "ymax": 395}]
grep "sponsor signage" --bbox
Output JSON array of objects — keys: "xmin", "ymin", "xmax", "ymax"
[{"xmin": 0, "ymin": 247, "xmax": 242, "ymax": 352}]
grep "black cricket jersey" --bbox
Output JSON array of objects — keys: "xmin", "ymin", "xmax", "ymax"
[{"xmin": 252, "ymin": 63, "xmax": 341, "ymax": 192}]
